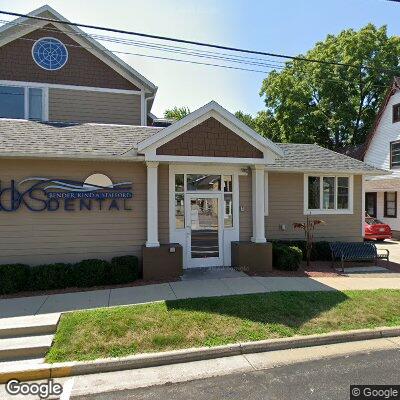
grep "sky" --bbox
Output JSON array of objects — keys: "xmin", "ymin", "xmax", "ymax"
[{"xmin": 0, "ymin": 0, "xmax": 400, "ymax": 117}]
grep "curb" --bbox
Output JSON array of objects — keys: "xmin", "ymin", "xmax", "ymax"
[{"xmin": 1, "ymin": 326, "xmax": 400, "ymax": 384}]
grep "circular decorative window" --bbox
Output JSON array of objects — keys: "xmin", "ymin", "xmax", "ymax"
[{"xmin": 32, "ymin": 37, "xmax": 68, "ymax": 71}]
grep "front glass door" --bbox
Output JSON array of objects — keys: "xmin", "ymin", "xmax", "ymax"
[{"xmin": 187, "ymin": 194, "xmax": 223, "ymax": 268}]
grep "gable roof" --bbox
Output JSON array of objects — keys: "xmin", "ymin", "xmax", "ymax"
[
  {"xmin": 0, "ymin": 118, "xmax": 388, "ymax": 174},
  {"xmin": 359, "ymin": 77, "xmax": 400, "ymax": 161},
  {"xmin": 0, "ymin": 5, "xmax": 157, "ymax": 93},
  {"xmin": 137, "ymin": 101, "xmax": 285, "ymax": 157}
]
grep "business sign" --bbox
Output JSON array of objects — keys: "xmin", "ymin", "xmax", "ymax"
[{"xmin": 0, "ymin": 173, "xmax": 133, "ymax": 212}]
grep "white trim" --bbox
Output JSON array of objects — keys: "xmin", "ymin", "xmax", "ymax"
[
  {"xmin": 169, "ymin": 164, "xmax": 240, "ymax": 268},
  {"xmin": 31, "ymin": 37, "xmax": 68, "ymax": 71},
  {"xmin": 137, "ymin": 101, "xmax": 284, "ymax": 157},
  {"xmin": 146, "ymin": 161, "xmax": 160, "ymax": 247},
  {"xmin": 264, "ymin": 171, "xmax": 269, "ymax": 216},
  {"xmin": 146, "ymin": 154, "xmax": 267, "ymax": 165},
  {"xmin": 251, "ymin": 164, "xmax": 266, "ymax": 243},
  {"xmin": 0, "ymin": 5, "xmax": 157, "ymax": 93},
  {"xmin": 42, "ymin": 86, "xmax": 49, "ymax": 121},
  {"xmin": 0, "ymin": 80, "xmax": 141, "ymax": 95},
  {"xmin": 0, "ymin": 83, "xmax": 48, "ymax": 121},
  {"xmin": 23, "ymin": 86, "xmax": 29, "ymax": 120},
  {"xmin": 185, "ymin": 192, "xmax": 224, "ymax": 268},
  {"xmin": 140, "ymin": 90, "xmax": 146, "ymax": 126},
  {"xmin": 303, "ymin": 174, "xmax": 354, "ymax": 215}
]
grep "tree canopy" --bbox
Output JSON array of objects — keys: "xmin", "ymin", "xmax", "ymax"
[
  {"xmin": 164, "ymin": 106, "xmax": 191, "ymax": 120},
  {"xmin": 163, "ymin": 25, "xmax": 400, "ymax": 149},
  {"xmin": 257, "ymin": 24, "xmax": 400, "ymax": 149}
]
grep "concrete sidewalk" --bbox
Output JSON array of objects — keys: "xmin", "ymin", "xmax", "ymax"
[{"xmin": 1, "ymin": 273, "xmax": 400, "ymax": 319}]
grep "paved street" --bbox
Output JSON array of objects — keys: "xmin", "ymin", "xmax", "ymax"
[{"xmin": 74, "ymin": 348, "xmax": 400, "ymax": 400}]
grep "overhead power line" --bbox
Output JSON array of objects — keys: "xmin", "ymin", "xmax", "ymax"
[
  {"xmin": 0, "ymin": 18, "xmax": 393, "ymax": 89},
  {"xmin": 0, "ymin": 9, "xmax": 399, "ymax": 75}
]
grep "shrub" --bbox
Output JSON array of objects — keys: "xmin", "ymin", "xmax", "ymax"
[
  {"xmin": 110, "ymin": 255, "xmax": 139, "ymax": 284},
  {"xmin": 30, "ymin": 263, "xmax": 72, "ymax": 291},
  {"xmin": 272, "ymin": 240, "xmax": 332, "ymax": 262},
  {"xmin": 312, "ymin": 241, "xmax": 331, "ymax": 261},
  {"xmin": 0, "ymin": 264, "xmax": 30, "ymax": 294},
  {"xmin": 273, "ymin": 244, "xmax": 303, "ymax": 271},
  {"xmin": 71, "ymin": 259, "xmax": 111, "ymax": 288}
]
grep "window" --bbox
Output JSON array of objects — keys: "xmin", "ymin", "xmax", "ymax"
[
  {"xmin": 174, "ymin": 175, "xmax": 185, "ymax": 228},
  {"xmin": 322, "ymin": 177, "xmax": 335, "ymax": 210},
  {"xmin": 390, "ymin": 141, "xmax": 400, "ymax": 169},
  {"xmin": 0, "ymin": 85, "xmax": 44, "ymax": 120},
  {"xmin": 365, "ymin": 192, "xmax": 377, "ymax": 218},
  {"xmin": 393, "ymin": 104, "xmax": 400, "ymax": 123},
  {"xmin": 384, "ymin": 192, "xmax": 397, "ymax": 218},
  {"xmin": 175, "ymin": 194, "xmax": 185, "ymax": 228},
  {"xmin": 174, "ymin": 173, "xmax": 235, "ymax": 229},
  {"xmin": 337, "ymin": 177, "xmax": 349, "ymax": 209},
  {"xmin": 32, "ymin": 37, "xmax": 68, "ymax": 71},
  {"xmin": 308, "ymin": 176, "xmax": 320, "ymax": 209},
  {"xmin": 187, "ymin": 174, "xmax": 221, "ymax": 191},
  {"xmin": 305, "ymin": 175, "xmax": 352, "ymax": 214}
]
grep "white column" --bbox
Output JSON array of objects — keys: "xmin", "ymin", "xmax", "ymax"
[
  {"xmin": 251, "ymin": 164, "xmax": 266, "ymax": 243},
  {"xmin": 140, "ymin": 90, "xmax": 147, "ymax": 126},
  {"xmin": 146, "ymin": 161, "xmax": 159, "ymax": 247}
]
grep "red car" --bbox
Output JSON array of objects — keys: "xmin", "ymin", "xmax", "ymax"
[{"xmin": 364, "ymin": 217, "xmax": 392, "ymax": 241}]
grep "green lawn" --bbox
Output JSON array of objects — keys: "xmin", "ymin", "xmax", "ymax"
[{"xmin": 46, "ymin": 290, "xmax": 400, "ymax": 363}]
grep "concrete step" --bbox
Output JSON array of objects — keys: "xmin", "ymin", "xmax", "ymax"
[
  {"xmin": 0, "ymin": 357, "xmax": 45, "ymax": 372},
  {"xmin": 0, "ymin": 335, "xmax": 53, "ymax": 361},
  {"xmin": 0, "ymin": 313, "xmax": 60, "ymax": 338}
]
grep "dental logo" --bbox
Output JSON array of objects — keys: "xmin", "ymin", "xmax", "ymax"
[{"xmin": 0, "ymin": 173, "xmax": 133, "ymax": 212}]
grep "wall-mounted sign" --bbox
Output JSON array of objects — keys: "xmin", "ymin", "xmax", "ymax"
[{"xmin": 0, "ymin": 174, "xmax": 133, "ymax": 212}]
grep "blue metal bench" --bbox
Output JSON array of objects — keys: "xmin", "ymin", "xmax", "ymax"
[{"xmin": 329, "ymin": 242, "xmax": 389, "ymax": 272}]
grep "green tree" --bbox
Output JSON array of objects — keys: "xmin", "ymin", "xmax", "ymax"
[
  {"xmin": 260, "ymin": 24, "xmax": 400, "ymax": 149},
  {"xmin": 235, "ymin": 110, "xmax": 281, "ymax": 142},
  {"xmin": 164, "ymin": 106, "xmax": 191, "ymax": 120}
]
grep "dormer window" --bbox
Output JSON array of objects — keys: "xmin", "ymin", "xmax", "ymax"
[
  {"xmin": 393, "ymin": 104, "xmax": 400, "ymax": 123},
  {"xmin": 390, "ymin": 140, "xmax": 400, "ymax": 168}
]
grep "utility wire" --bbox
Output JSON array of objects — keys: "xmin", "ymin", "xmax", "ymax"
[
  {"xmin": 0, "ymin": 9, "xmax": 399, "ymax": 74},
  {"xmin": 0, "ymin": 18, "xmax": 287, "ymax": 68},
  {"xmin": 14, "ymin": 36, "xmax": 391, "ymax": 91}
]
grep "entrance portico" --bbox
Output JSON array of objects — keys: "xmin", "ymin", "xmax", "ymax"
[{"xmin": 139, "ymin": 101, "xmax": 283, "ymax": 272}]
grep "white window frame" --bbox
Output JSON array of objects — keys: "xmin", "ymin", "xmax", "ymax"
[
  {"xmin": 303, "ymin": 174, "xmax": 353, "ymax": 215},
  {"xmin": 0, "ymin": 83, "xmax": 48, "ymax": 121}
]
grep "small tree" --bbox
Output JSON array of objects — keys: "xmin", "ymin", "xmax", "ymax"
[
  {"xmin": 164, "ymin": 106, "xmax": 191, "ymax": 121},
  {"xmin": 293, "ymin": 215, "xmax": 325, "ymax": 267}
]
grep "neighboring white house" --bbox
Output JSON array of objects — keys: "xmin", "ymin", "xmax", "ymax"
[{"xmin": 355, "ymin": 78, "xmax": 400, "ymax": 235}]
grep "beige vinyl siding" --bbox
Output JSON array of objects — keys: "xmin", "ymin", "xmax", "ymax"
[
  {"xmin": 158, "ymin": 164, "xmax": 169, "ymax": 244},
  {"xmin": 0, "ymin": 159, "xmax": 147, "ymax": 265},
  {"xmin": 266, "ymin": 172, "xmax": 362, "ymax": 242},
  {"xmin": 239, "ymin": 174, "xmax": 252, "ymax": 241},
  {"xmin": 49, "ymin": 88, "xmax": 141, "ymax": 125}
]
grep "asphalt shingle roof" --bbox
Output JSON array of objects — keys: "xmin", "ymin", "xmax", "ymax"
[
  {"xmin": 270, "ymin": 143, "xmax": 385, "ymax": 173},
  {"xmin": 0, "ymin": 119, "xmax": 162, "ymax": 158},
  {"xmin": 0, "ymin": 119, "xmax": 386, "ymax": 174}
]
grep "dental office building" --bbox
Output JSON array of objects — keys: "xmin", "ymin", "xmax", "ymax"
[{"xmin": 0, "ymin": 6, "xmax": 383, "ymax": 278}]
